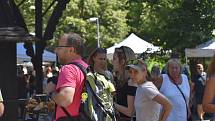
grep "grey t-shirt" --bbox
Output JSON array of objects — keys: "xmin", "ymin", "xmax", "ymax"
[{"xmin": 135, "ymin": 81, "xmax": 161, "ymax": 121}]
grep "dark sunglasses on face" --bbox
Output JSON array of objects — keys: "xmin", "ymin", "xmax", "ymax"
[{"xmin": 55, "ymin": 45, "xmax": 73, "ymax": 48}]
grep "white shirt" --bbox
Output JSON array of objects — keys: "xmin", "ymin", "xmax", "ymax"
[
  {"xmin": 160, "ymin": 74, "xmax": 190, "ymax": 121},
  {"xmin": 135, "ymin": 81, "xmax": 161, "ymax": 121}
]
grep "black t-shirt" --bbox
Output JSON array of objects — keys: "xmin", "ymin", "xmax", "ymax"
[{"xmin": 116, "ymin": 80, "xmax": 137, "ymax": 117}]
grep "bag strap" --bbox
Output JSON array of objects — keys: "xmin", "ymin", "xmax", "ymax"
[
  {"xmin": 168, "ymin": 74, "xmax": 189, "ymax": 119},
  {"xmin": 62, "ymin": 62, "xmax": 114, "ymax": 118},
  {"xmin": 61, "ymin": 107, "xmax": 74, "ymax": 120},
  {"xmin": 175, "ymin": 84, "xmax": 189, "ymax": 118}
]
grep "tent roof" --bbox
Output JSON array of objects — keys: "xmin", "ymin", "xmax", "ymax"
[
  {"xmin": 107, "ymin": 33, "xmax": 158, "ymax": 54},
  {"xmin": 185, "ymin": 39, "xmax": 215, "ymax": 57},
  {"xmin": 17, "ymin": 43, "xmax": 56, "ymax": 62},
  {"xmin": 197, "ymin": 39, "xmax": 215, "ymax": 49}
]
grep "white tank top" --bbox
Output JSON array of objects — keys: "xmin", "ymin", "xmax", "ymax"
[{"xmin": 160, "ymin": 74, "xmax": 190, "ymax": 121}]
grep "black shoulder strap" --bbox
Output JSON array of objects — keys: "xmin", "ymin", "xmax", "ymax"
[
  {"xmin": 175, "ymin": 84, "xmax": 189, "ymax": 119},
  {"xmin": 168, "ymin": 74, "xmax": 189, "ymax": 119},
  {"xmin": 69, "ymin": 62, "xmax": 88, "ymax": 79},
  {"xmin": 61, "ymin": 107, "xmax": 74, "ymax": 119}
]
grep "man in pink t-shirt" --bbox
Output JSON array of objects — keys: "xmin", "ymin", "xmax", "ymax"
[{"xmin": 52, "ymin": 32, "xmax": 88, "ymax": 121}]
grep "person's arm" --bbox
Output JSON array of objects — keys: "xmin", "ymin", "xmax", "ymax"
[
  {"xmin": 52, "ymin": 65, "xmax": 78, "ymax": 107},
  {"xmin": 153, "ymin": 75, "xmax": 163, "ymax": 90},
  {"xmin": 0, "ymin": 90, "xmax": 4, "ymax": 117},
  {"xmin": 203, "ymin": 76, "xmax": 215, "ymax": 113},
  {"xmin": 114, "ymin": 95, "xmax": 135, "ymax": 117},
  {"xmin": 52, "ymin": 87, "xmax": 75, "ymax": 107},
  {"xmin": 0, "ymin": 102, "xmax": 4, "ymax": 117},
  {"xmin": 153, "ymin": 94, "xmax": 172, "ymax": 121}
]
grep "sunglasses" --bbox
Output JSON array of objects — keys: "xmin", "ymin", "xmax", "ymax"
[
  {"xmin": 115, "ymin": 46, "xmax": 127, "ymax": 59},
  {"xmin": 55, "ymin": 45, "xmax": 73, "ymax": 48}
]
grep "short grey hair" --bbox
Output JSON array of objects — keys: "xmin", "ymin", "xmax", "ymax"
[
  {"xmin": 65, "ymin": 32, "xmax": 85, "ymax": 56},
  {"xmin": 166, "ymin": 58, "xmax": 182, "ymax": 74}
]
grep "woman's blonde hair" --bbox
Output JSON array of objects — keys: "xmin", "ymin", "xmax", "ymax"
[
  {"xmin": 166, "ymin": 58, "xmax": 182, "ymax": 75},
  {"xmin": 207, "ymin": 54, "xmax": 215, "ymax": 78},
  {"xmin": 114, "ymin": 46, "xmax": 135, "ymax": 87}
]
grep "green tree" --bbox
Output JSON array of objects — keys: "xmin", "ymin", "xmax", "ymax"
[
  {"xmin": 16, "ymin": 0, "xmax": 130, "ymax": 50},
  {"xmin": 128, "ymin": 0, "xmax": 215, "ymax": 53}
]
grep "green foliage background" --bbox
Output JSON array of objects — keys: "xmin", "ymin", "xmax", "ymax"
[{"xmin": 15, "ymin": 0, "xmax": 215, "ymax": 59}]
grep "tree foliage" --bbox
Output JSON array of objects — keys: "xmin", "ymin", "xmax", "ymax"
[
  {"xmin": 15, "ymin": 0, "xmax": 129, "ymax": 52},
  {"xmin": 128, "ymin": 0, "xmax": 215, "ymax": 53},
  {"xmin": 15, "ymin": 0, "xmax": 215, "ymax": 54}
]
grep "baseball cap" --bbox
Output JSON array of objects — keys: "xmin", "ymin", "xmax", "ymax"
[{"xmin": 126, "ymin": 59, "xmax": 145, "ymax": 71}]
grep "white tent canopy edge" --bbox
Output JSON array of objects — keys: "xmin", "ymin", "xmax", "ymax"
[
  {"xmin": 107, "ymin": 33, "xmax": 159, "ymax": 59},
  {"xmin": 185, "ymin": 39, "xmax": 215, "ymax": 58},
  {"xmin": 185, "ymin": 48, "xmax": 215, "ymax": 57}
]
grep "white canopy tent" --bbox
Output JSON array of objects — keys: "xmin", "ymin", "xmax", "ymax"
[
  {"xmin": 107, "ymin": 33, "xmax": 159, "ymax": 59},
  {"xmin": 185, "ymin": 39, "xmax": 215, "ymax": 58}
]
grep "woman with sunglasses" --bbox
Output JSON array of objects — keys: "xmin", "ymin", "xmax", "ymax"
[
  {"xmin": 112, "ymin": 46, "xmax": 137, "ymax": 121},
  {"xmin": 127, "ymin": 59, "xmax": 172, "ymax": 121}
]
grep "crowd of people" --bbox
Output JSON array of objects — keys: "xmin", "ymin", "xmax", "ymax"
[
  {"xmin": 1, "ymin": 31, "xmax": 215, "ymax": 121},
  {"xmin": 44, "ymin": 32, "xmax": 215, "ymax": 121}
]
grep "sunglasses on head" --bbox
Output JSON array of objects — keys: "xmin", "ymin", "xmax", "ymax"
[{"xmin": 115, "ymin": 46, "xmax": 127, "ymax": 59}]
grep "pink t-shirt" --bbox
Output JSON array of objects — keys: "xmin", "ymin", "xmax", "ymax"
[{"xmin": 55, "ymin": 58, "xmax": 88, "ymax": 120}]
